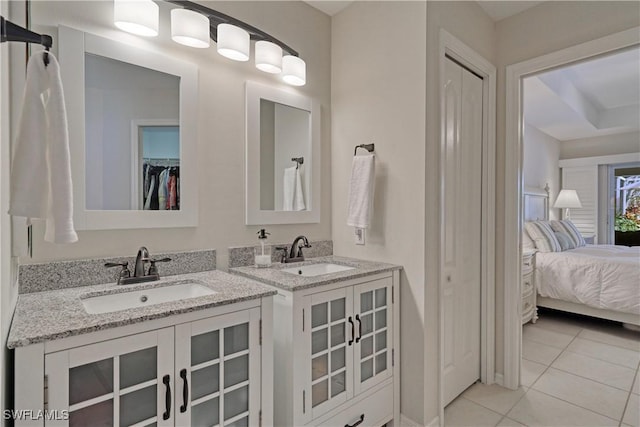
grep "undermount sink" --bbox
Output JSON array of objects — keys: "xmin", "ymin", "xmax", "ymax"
[
  {"xmin": 281, "ymin": 263, "xmax": 355, "ymax": 277},
  {"xmin": 81, "ymin": 282, "xmax": 216, "ymax": 314}
]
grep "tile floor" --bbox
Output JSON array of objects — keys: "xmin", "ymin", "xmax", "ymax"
[{"xmin": 444, "ymin": 309, "xmax": 640, "ymax": 427}]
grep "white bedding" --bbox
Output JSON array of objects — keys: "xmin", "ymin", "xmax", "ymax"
[{"xmin": 536, "ymin": 245, "xmax": 640, "ymax": 315}]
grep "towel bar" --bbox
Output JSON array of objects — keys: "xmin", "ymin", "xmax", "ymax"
[
  {"xmin": 291, "ymin": 157, "xmax": 304, "ymax": 169},
  {"xmin": 354, "ymin": 143, "xmax": 375, "ymax": 156}
]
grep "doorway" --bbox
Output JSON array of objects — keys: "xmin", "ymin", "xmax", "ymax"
[{"xmin": 503, "ymin": 27, "xmax": 640, "ymax": 389}]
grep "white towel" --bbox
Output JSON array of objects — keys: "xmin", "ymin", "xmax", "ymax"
[
  {"xmin": 283, "ymin": 166, "xmax": 306, "ymax": 211},
  {"xmin": 8, "ymin": 51, "xmax": 78, "ymax": 243},
  {"xmin": 347, "ymin": 154, "xmax": 375, "ymax": 228}
]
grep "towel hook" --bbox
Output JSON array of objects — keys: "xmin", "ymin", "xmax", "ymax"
[
  {"xmin": 354, "ymin": 143, "xmax": 375, "ymax": 156},
  {"xmin": 291, "ymin": 156, "xmax": 304, "ymax": 169}
]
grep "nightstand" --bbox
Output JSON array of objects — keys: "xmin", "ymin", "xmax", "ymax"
[{"xmin": 522, "ymin": 251, "xmax": 538, "ymax": 324}]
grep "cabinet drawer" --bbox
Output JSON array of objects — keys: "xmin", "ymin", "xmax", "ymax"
[
  {"xmin": 311, "ymin": 383, "xmax": 393, "ymax": 427},
  {"xmin": 522, "ymin": 273, "xmax": 534, "ymax": 298},
  {"xmin": 522, "ymin": 255, "xmax": 534, "ymax": 276},
  {"xmin": 522, "ymin": 298, "xmax": 534, "ymax": 321}
]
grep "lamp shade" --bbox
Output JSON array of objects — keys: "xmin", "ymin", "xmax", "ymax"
[
  {"xmin": 114, "ymin": 0, "xmax": 159, "ymax": 37},
  {"xmin": 282, "ymin": 55, "xmax": 306, "ymax": 86},
  {"xmin": 171, "ymin": 9, "xmax": 210, "ymax": 48},
  {"xmin": 553, "ymin": 189, "xmax": 582, "ymax": 208},
  {"xmin": 217, "ymin": 23, "xmax": 250, "ymax": 61},
  {"xmin": 255, "ymin": 41, "xmax": 282, "ymax": 74}
]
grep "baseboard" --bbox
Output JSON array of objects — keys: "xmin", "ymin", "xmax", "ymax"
[
  {"xmin": 494, "ymin": 372, "xmax": 504, "ymax": 386},
  {"xmin": 400, "ymin": 413, "xmax": 424, "ymax": 427},
  {"xmin": 400, "ymin": 413, "xmax": 438, "ymax": 427}
]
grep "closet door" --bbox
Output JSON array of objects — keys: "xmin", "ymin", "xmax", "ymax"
[{"xmin": 442, "ymin": 57, "xmax": 483, "ymax": 406}]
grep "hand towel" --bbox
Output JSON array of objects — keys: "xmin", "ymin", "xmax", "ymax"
[
  {"xmin": 283, "ymin": 166, "xmax": 306, "ymax": 211},
  {"xmin": 8, "ymin": 51, "xmax": 78, "ymax": 243},
  {"xmin": 347, "ymin": 154, "xmax": 375, "ymax": 228}
]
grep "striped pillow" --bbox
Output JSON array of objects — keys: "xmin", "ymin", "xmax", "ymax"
[
  {"xmin": 554, "ymin": 231, "xmax": 576, "ymax": 251},
  {"xmin": 550, "ymin": 220, "xmax": 586, "ymax": 247},
  {"xmin": 524, "ymin": 221, "xmax": 561, "ymax": 252}
]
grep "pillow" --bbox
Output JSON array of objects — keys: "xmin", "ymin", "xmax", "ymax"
[
  {"xmin": 522, "ymin": 229, "xmax": 536, "ymax": 251},
  {"xmin": 524, "ymin": 221, "xmax": 561, "ymax": 252},
  {"xmin": 554, "ymin": 231, "xmax": 576, "ymax": 251},
  {"xmin": 550, "ymin": 220, "xmax": 585, "ymax": 247}
]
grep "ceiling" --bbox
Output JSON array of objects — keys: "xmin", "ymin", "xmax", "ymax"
[
  {"xmin": 303, "ymin": 1, "xmax": 352, "ymax": 16},
  {"xmin": 477, "ymin": 1, "xmax": 543, "ymax": 21},
  {"xmin": 304, "ymin": 1, "xmax": 543, "ymax": 20},
  {"xmin": 524, "ymin": 47, "xmax": 640, "ymax": 141}
]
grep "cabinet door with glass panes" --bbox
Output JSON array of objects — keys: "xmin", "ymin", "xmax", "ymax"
[
  {"xmin": 353, "ymin": 279, "xmax": 393, "ymax": 395},
  {"xmin": 302, "ymin": 277, "xmax": 394, "ymax": 422},
  {"xmin": 305, "ymin": 287, "xmax": 354, "ymax": 420},
  {"xmin": 174, "ymin": 308, "xmax": 261, "ymax": 427},
  {"xmin": 45, "ymin": 328, "xmax": 175, "ymax": 427}
]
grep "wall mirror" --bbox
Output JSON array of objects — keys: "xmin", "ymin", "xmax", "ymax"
[
  {"xmin": 59, "ymin": 26, "xmax": 198, "ymax": 230},
  {"xmin": 246, "ymin": 81, "xmax": 320, "ymax": 224}
]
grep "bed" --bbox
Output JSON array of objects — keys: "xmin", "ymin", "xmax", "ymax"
[{"xmin": 524, "ymin": 187, "xmax": 640, "ymax": 326}]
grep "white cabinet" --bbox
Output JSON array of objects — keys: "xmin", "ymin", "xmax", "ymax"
[
  {"xmin": 521, "ymin": 251, "xmax": 537, "ymax": 324},
  {"xmin": 14, "ymin": 300, "xmax": 272, "ymax": 427},
  {"xmin": 273, "ymin": 272, "xmax": 399, "ymax": 427}
]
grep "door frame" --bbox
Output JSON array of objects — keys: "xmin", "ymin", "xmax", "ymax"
[
  {"xmin": 438, "ymin": 29, "xmax": 496, "ymax": 418},
  {"xmin": 502, "ymin": 27, "xmax": 640, "ymax": 389}
]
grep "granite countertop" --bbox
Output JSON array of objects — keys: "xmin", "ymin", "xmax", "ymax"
[
  {"xmin": 8, "ymin": 270, "xmax": 276, "ymax": 349},
  {"xmin": 230, "ymin": 255, "xmax": 402, "ymax": 292}
]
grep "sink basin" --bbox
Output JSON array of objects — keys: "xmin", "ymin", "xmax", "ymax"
[
  {"xmin": 281, "ymin": 263, "xmax": 355, "ymax": 277},
  {"xmin": 82, "ymin": 282, "xmax": 216, "ymax": 314}
]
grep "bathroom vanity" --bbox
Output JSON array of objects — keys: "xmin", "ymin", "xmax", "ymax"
[
  {"xmin": 8, "ymin": 270, "xmax": 275, "ymax": 427},
  {"xmin": 231, "ymin": 256, "xmax": 401, "ymax": 427}
]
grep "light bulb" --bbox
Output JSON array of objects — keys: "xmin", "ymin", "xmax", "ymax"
[
  {"xmin": 217, "ymin": 23, "xmax": 250, "ymax": 61},
  {"xmin": 255, "ymin": 40, "xmax": 282, "ymax": 74},
  {"xmin": 114, "ymin": 0, "xmax": 159, "ymax": 37},
  {"xmin": 282, "ymin": 55, "xmax": 306, "ymax": 86},
  {"xmin": 171, "ymin": 9, "xmax": 210, "ymax": 48}
]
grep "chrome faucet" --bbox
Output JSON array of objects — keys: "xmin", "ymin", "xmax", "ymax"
[
  {"xmin": 105, "ymin": 246, "xmax": 171, "ymax": 285},
  {"xmin": 276, "ymin": 236, "xmax": 312, "ymax": 263}
]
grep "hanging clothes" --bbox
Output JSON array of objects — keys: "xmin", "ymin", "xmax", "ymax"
[{"xmin": 141, "ymin": 162, "xmax": 180, "ymax": 210}]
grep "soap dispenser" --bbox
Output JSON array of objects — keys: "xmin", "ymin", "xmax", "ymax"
[{"xmin": 255, "ymin": 229, "xmax": 272, "ymax": 268}]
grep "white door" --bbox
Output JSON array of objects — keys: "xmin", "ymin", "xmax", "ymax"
[{"xmin": 442, "ymin": 57, "xmax": 483, "ymax": 405}]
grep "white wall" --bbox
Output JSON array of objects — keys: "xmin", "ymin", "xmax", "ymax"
[
  {"xmin": 332, "ymin": 1, "xmax": 495, "ymax": 424},
  {"xmin": 425, "ymin": 2, "xmax": 496, "ymax": 422},
  {"xmin": 560, "ymin": 131, "xmax": 640, "ymax": 159},
  {"xmin": 495, "ymin": 0, "xmax": 640, "ymax": 375},
  {"xmin": 523, "ymin": 124, "xmax": 560, "ymax": 219},
  {"xmin": 331, "ymin": 2, "xmax": 427, "ymax": 423},
  {"xmin": 20, "ymin": 0, "xmax": 331, "ymax": 267}
]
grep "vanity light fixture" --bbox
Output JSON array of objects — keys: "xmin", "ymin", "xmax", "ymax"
[
  {"xmin": 113, "ymin": 0, "xmax": 159, "ymax": 37},
  {"xmin": 171, "ymin": 8, "xmax": 210, "ymax": 48},
  {"xmin": 217, "ymin": 23, "xmax": 250, "ymax": 61},
  {"xmin": 114, "ymin": 0, "xmax": 306, "ymax": 85},
  {"xmin": 255, "ymin": 40, "xmax": 283, "ymax": 74}
]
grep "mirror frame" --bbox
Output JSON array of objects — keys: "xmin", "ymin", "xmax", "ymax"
[
  {"xmin": 59, "ymin": 26, "xmax": 198, "ymax": 230},
  {"xmin": 245, "ymin": 81, "xmax": 320, "ymax": 224}
]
